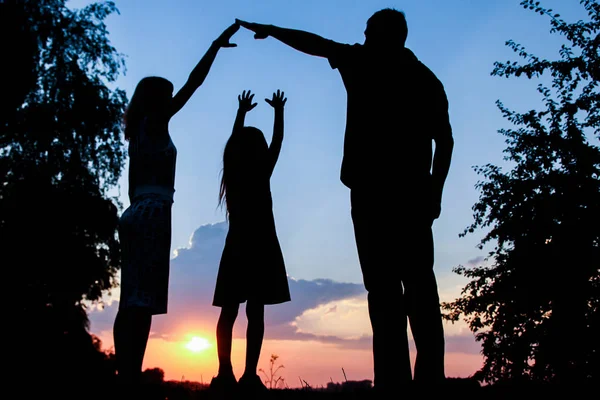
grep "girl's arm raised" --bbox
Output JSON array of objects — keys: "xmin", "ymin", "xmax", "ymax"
[
  {"xmin": 169, "ymin": 22, "xmax": 239, "ymax": 118},
  {"xmin": 265, "ymin": 90, "xmax": 287, "ymax": 177},
  {"xmin": 232, "ymin": 90, "xmax": 257, "ymax": 134}
]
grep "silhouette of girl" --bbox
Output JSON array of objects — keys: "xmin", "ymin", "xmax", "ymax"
[
  {"xmin": 113, "ymin": 22, "xmax": 239, "ymax": 395},
  {"xmin": 211, "ymin": 89, "xmax": 291, "ymax": 393}
]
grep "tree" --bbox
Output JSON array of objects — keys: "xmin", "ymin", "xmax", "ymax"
[
  {"xmin": 142, "ymin": 367, "xmax": 166, "ymax": 385},
  {"xmin": 1, "ymin": 0, "xmax": 127, "ymax": 395},
  {"xmin": 0, "ymin": 0, "xmax": 37, "ymax": 117},
  {"xmin": 442, "ymin": 0, "xmax": 599, "ymax": 384}
]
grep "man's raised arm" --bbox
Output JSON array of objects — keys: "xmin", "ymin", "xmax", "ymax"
[{"xmin": 236, "ymin": 19, "xmax": 341, "ymax": 58}]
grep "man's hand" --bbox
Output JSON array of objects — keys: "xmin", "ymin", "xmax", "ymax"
[
  {"xmin": 431, "ymin": 202, "xmax": 441, "ymax": 225},
  {"xmin": 430, "ymin": 189, "xmax": 442, "ymax": 225},
  {"xmin": 238, "ymin": 90, "xmax": 257, "ymax": 112},
  {"xmin": 236, "ymin": 19, "xmax": 269, "ymax": 39},
  {"xmin": 214, "ymin": 22, "xmax": 240, "ymax": 48}
]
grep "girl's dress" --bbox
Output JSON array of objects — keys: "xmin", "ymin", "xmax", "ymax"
[
  {"xmin": 213, "ymin": 178, "xmax": 291, "ymax": 306},
  {"xmin": 118, "ymin": 118, "xmax": 176, "ymax": 315}
]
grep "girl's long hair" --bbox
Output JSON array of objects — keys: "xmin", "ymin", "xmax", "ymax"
[
  {"xmin": 219, "ymin": 126, "xmax": 269, "ymax": 217},
  {"xmin": 123, "ymin": 76, "xmax": 174, "ymax": 141}
]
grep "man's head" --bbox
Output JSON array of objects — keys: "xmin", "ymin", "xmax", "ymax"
[{"xmin": 364, "ymin": 8, "xmax": 408, "ymax": 48}]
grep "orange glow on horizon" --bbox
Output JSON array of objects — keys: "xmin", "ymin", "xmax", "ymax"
[{"xmin": 95, "ymin": 331, "xmax": 482, "ymax": 388}]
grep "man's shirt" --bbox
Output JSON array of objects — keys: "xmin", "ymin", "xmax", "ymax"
[{"xmin": 327, "ymin": 43, "xmax": 453, "ymax": 200}]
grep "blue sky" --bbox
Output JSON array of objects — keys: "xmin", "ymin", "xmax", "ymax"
[
  {"xmin": 68, "ymin": 0, "xmax": 589, "ymax": 381},
  {"xmin": 84, "ymin": 0, "xmax": 578, "ymax": 281}
]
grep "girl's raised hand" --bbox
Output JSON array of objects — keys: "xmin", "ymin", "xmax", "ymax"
[
  {"xmin": 265, "ymin": 90, "xmax": 287, "ymax": 110},
  {"xmin": 238, "ymin": 90, "xmax": 257, "ymax": 112}
]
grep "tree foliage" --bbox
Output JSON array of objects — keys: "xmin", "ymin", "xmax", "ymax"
[
  {"xmin": 442, "ymin": 0, "xmax": 599, "ymax": 384},
  {"xmin": 0, "ymin": 0, "xmax": 127, "ymax": 394}
]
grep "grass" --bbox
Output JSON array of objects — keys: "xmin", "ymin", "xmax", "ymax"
[{"xmin": 136, "ymin": 378, "xmax": 594, "ymax": 400}]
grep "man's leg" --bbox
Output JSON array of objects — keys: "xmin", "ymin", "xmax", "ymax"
[
  {"xmin": 351, "ymin": 190, "xmax": 412, "ymax": 390},
  {"xmin": 403, "ymin": 222, "xmax": 445, "ymax": 383}
]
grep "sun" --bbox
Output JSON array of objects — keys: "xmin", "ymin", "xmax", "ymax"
[{"xmin": 186, "ymin": 336, "xmax": 211, "ymax": 352}]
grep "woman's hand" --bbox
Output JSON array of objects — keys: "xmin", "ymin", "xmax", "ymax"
[{"xmin": 214, "ymin": 22, "xmax": 240, "ymax": 48}]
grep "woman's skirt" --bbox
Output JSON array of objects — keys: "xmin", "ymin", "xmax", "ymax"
[{"xmin": 118, "ymin": 194, "xmax": 172, "ymax": 315}]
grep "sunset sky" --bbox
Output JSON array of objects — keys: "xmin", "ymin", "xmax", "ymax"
[{"xmin": 67, "ymin": 0, "xmax": 585, "ymax": 388}]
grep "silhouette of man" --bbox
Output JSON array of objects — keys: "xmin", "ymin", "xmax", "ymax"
[{"xmin": 237, "ymin": 8, "xmax": 454, "ymax": 391}]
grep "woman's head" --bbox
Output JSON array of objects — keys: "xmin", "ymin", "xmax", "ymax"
[
  {"xmin": 219, "ymin": 126, "xmax": 269, "ymax": 212},
  {"xmin": 123, "ymin": 76, "xmax": 174, "ymax": 141}
]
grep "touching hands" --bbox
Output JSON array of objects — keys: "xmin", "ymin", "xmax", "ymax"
[
  {"xmin": 215, "ymin": 22, "xmax": 240, "ymax": 48},
  {"xmin": 236, "ymin": 19, "xmax": 269, "ymax": 39},
  {"xmin": 238, "ymin": 90, "xmax": 257, "ymax": 112},
  {"xmin": 265, "ymin": 90, "xmax": 287, "ymax": 110}
]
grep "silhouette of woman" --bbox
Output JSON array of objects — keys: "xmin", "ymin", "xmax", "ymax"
[
  {"xmin": 112, "ymin": 22, "xmax": 239, "ymax": 395},
  {"xmin": 211, "ymin": 89, "xmax": 291, "ymax": 393}
]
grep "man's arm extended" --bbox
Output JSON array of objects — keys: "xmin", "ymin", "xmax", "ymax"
[{"xmin": 237, "ymin": 19, "xmax": 342, "ymax": 58}]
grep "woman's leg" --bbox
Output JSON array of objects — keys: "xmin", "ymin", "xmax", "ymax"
[
  {"xmin": 216, "ymin": 304, "xmax": 239, "ymax": 376},
  {"xmin": 244, "ymin": 301, "xmax": 265, "ymax": 377},
  {"xmin": 113, "ymin": 307, "xmax": 152, "ymax": 389}
]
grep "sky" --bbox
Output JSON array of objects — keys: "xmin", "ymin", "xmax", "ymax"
[{"xmin": 67, "ymin": 0, "xmax": 587, "ymax": 388}]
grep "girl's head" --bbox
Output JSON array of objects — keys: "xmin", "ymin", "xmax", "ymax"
[
  {"xmin": 123, "ymin": 76, "xmax": 174, "ymax": 141},
  {"xmin": 219, "ymin": 126, "xmax": 269, "ymax": 212}
]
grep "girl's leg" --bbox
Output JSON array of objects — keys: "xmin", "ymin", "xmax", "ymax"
[
  {"xmin": 216, "ymin": 304, "xmax": 239, "ymax": 377},
  {"xmin": 244, "ymin": 301, "xmax": 265, "ymax": 376}
]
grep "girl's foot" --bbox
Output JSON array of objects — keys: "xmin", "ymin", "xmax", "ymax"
[
  {"xmin": 209, "ymin": 372, "xmax": 238, "ymax": 393},
  {"xmin": 238, "ymin": 373, "xmax": 269, "ymax": 393}
]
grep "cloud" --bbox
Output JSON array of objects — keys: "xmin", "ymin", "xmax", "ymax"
[
  {"xmin": 292, "ymin": 296, "xmax": 370, "ymax": 340},
  {"xmin": 88, "ymin": 221, "xmax": 481, "ymax": 354},
  {"xmin": 465, "ymin": 256, "xmax": 486, "ymax": 267},
  {"xmin": 89, "ymin": 222, "xmax": 365, "ymax": 338}
]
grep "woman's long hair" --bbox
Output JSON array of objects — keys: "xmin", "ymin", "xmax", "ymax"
[
  {"xmin": 123, "ymin": 76, "xmax": 174, "ymax": 141},
  {"xmin": 219, "ymin": 126, "xmax": 269, "ymax": 217}
]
